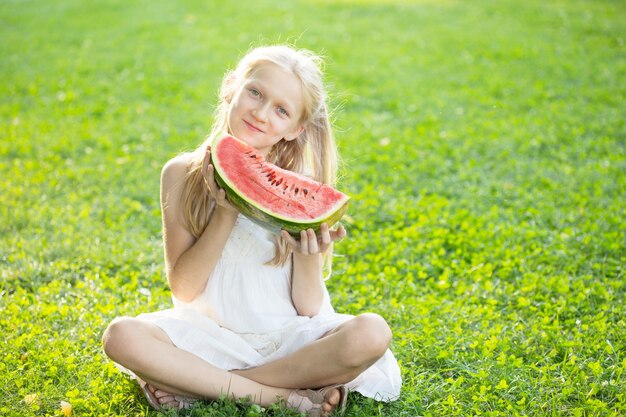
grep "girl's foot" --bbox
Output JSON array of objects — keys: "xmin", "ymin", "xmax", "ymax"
[
  {"xmin": 287, "ymin": 384, "xmax": 348, "ymax": 416},
  {"xmin": 138, "ymin": 379, "xmax": 197, "ymax": 410}
]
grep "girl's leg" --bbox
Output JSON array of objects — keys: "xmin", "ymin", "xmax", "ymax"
[
  {"xmin": 233, "ymin": 313, "xmax": 393, "ymax": 389},
  {"xmin": 102, "ymin": 317, "xmax": 293, "ymax": 407},
  {"xmin": 102, "ymin": 313, "xmax": 388, "ymax": 412}
]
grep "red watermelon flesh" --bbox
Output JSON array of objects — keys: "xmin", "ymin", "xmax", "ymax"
[{"xmin": 211, "ymin": 134, "xmax": 350, "ymax": 235}]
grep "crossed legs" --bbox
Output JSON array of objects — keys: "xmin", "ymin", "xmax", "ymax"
[
  {"xmin": 102, "ymin": 313, "xmax": 391, "ymax": 412},
  {"xmin": 232, "ymin": 313, "xmax": 392, "ymax": 388}
]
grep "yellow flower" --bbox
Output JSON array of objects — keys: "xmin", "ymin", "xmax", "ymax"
[{"xmin": 60, "ymin": 401, "xmax": 73, "ymax": 417}]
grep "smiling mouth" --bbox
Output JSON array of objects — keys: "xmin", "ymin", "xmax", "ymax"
[{"xmin": 244, "ymin": 120, "xmax": 264, "ymax": 133}]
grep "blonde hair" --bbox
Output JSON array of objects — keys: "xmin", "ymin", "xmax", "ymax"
[{"xmin": 179, "ymin": 45, "xmax": 338, "ymax": 269}]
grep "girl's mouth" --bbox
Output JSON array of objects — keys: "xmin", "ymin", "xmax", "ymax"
[{"xmin": 244, "ymin": 120, "xmax": 264, "ymax": 133}]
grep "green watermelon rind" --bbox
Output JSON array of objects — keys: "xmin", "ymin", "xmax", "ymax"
[{"xmin": 210, "ymin": 137, "xmax": 350, "ymax": 236}]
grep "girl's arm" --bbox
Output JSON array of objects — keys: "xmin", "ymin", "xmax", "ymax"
[
  {"xmin": 291, "ymin": 250, "xmax": 325, "ymax": 317},
  {"xmin": 284, "ymin": 224, "xmax": 346, "ymax": 317},
  {"xmin": 161, "ymin": 153, "xmax": 238, "ymax": 302}
]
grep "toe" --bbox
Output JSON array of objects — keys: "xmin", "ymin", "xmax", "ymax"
[
  {"xmin": 146, "ymin": 383, "xmax": 157, "ymax": 395},
  {"xmin": 164, "ymin": 401, "xmax": 181, "ymax": 409},
  {"xmin": 158, "ymin": 395, "xmax": 176, "ymax": 404},
  {"xmin": 321, "ymin": 387, "xmax": 340, "ymax": 414},
  {"xmin": 154, "ymin": 389, "xmax": 169, "ymax": 399},
  {"xmin": 325, "ymin": 388, "xmax": 340, "ymax": 406}
]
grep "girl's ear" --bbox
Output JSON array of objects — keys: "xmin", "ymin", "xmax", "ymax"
[
  {"xmin": 222, "ymin": 73, "xmax": 237, "ymax": 103},
  {"xmin": 285, "ymin": 126, "xmax": 304, "ymax": 142}
]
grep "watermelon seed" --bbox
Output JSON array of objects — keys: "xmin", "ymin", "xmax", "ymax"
[
  {"xmin": 295, "ymin": 187, "xmax": 299, "ymax": 194},
  {"xmin": 303, "ymin": 189, "xmax": 308, "ymax": 196}
]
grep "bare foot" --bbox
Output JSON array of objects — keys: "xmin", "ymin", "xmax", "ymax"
[
  {"xmin": 145, "ymin": 383, "xmax": 182, "ymax": 409},
  {"xmin": 287, "ymin": 385, "xmax": 346, "ymax": 416},
  {"xmin": 142, "ymin": 383, "xmax": 198, "ymax": 410},
  {"xmin": 321, "ymin": 387, "xmax": 341, "ymax": 414}
]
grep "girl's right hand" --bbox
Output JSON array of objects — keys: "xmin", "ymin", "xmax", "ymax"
[{"xmin": 201, "ymin": 146, "xmax": 238, "ymax": 215}]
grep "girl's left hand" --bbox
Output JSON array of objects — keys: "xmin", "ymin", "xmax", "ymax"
[{"xmin": 281, "ymin": 223, "xmax": 347, "ymax": 256}]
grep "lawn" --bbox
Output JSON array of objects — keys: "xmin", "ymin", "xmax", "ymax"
[{"xmin": 1, "ymin": 0, "xmax": 624, "ymax": 416}]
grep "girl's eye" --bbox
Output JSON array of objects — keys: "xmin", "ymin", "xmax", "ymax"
[
  {"xmin": 249, "ymin": 88, "xmax": 261, "ymax": 97},
  {"xmin": 277, "ymin": 107, "xmax": 289, "ymax": 117}
]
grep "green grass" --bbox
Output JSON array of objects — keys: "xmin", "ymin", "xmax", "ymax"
[{"xmin": 1, "ymin": 0, "xmax": 624, "ymax": 415}]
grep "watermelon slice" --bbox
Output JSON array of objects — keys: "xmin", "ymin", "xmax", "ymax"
[{"xmin": 211, "ymin": 134, "xmax": 350, "ymax": 236}]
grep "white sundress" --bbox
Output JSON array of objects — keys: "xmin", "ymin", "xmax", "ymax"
[{"xmin": 123, "ymin": 214, "xmax": 401, "ymax": 401}]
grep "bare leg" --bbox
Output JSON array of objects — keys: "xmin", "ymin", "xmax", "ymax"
[
  {"xmin": 102, "ymin": 313, "xmax": 390, "ymax": 413},
  {"xmin": 102, "ymin": 317, "xmax": 291, "ymax": 407},
  {"xmin": 144, "ymin": 381, "xmax": 343, "ymax": 413},
  {"xmin": 234, "ymin": 313, "xmax": 392, "ymax": 389}
]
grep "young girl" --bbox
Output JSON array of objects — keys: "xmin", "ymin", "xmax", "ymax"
[{"xmin": 102, "ymin": 45, "xmax": 401, "ymax": 416}]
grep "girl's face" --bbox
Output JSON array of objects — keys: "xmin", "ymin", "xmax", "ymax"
[{"xmin": 228, "ymin": 63, "xmax": 305, "ymax": 157}]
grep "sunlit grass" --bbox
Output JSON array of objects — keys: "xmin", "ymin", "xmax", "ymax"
[{"xmin": 1, "ymin": 0, "xmax": 624, "ymax": 416}]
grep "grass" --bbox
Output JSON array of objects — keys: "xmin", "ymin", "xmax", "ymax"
[{"xmin": 1, "ymin": 0, "xmax": 624, "ymax": 415}]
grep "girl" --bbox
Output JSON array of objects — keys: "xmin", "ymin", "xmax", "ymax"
[{"xmin": 102, "ymin": 45, "xmax": 401, "ymax": 416}]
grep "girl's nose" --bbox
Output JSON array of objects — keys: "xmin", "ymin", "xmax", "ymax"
[{"xmin": 252, "ymin": 104, "xmax": 269, "ymax": 122}]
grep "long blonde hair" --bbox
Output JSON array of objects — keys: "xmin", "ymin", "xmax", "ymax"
[{"xmin": 179, "ymin": 45, "xmax": 339, "ymax": 269}]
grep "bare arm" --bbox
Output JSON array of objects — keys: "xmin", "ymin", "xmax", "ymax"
[
  {"xmin": 161, "ymin": 151, "xmax": 238, "ymax": 302},
  {"xmin": 283, "ymin": 224, "xmax": 346, "ymax": 317},
  {"xmin": 291, "ymin": 251, "xmax": 325, "ymax": 317}
]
